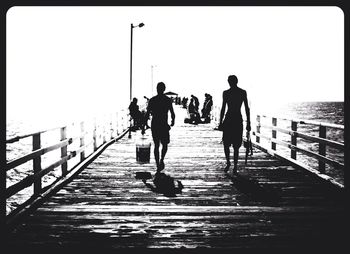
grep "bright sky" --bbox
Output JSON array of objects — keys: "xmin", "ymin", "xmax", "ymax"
[{"xmin": 6, "ymin": 6, "xmax": 344, "ymax": 126}]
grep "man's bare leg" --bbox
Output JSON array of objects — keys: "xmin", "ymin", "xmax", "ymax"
[
  {"xmin": 154, "ymin": 141, "xmax": 160, "ymax": 171},
  {"xmin": 224, "ymin": 143, "xmax": 231, "ymax": 172},
  {"xmin": 159, "ymin": 143, "xmax": 168, "ymax": 171},
  {"xmin": 233, "ymin": 146, "xmax": 239, "ymax": 174}
]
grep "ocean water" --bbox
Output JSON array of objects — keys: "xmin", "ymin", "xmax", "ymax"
[
  {"xmin": 6, "ymin": 101, "xmax": 344, "ymax": 215},
  {"xmin": 257, "ymin": 101, "xmax": 344, "ymax": 126}
]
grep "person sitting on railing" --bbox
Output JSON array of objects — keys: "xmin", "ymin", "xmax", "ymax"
[
  {"xmin": 128, "ymin": 98, "xmax": 143, "ymax": 131},
  {"xmin": 218, "ymin": 75, "xmax": 251, "ymax": 174}
]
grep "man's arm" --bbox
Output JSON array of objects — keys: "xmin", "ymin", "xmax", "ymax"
[
  {"xmin": 243, "ymin": 91, "xmax": 251, "ymax": 131},
  {"xmin": 219, "ymin": 92, "xmax": 226, "ymax": 128},
  {"xmin": 145, "ymin": 99, "xmax": 152, "ymax": 121},
  {"xmin": 169, "ymin": 100, "xmax": 175, "ymax": 126}
]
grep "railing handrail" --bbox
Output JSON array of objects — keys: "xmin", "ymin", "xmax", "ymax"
[
  {"xmin": 255, "ymin": 113, "xmax": 344, "ymax": 130},
  {"xmin": 6, "ymin": 108, "xmax": 129, "ymax": 144},
  {"xmin": 253, "ymin": 131, "xmax": 344, "ymax": 170},
  {"xmin": 5, "ymin": 108, "xmax": 130, "ymax": 218},
  {"xmin": 258, "ymin": 124, "xmax": 344, "ymax": 150},
  {"xmin": 6, "ymin": 124, "xmax": 73, "ymax": 144},
  {"xmin": 252, "ymin": 113, "xmax": 344, "ymax": 187}
]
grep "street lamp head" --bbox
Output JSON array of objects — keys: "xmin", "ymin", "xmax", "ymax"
[{"xmin": 139, "ymin": 23, "xmax": 144, "ymax": 28}]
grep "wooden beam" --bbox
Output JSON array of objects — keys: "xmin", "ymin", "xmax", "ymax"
[
  {"xmin": 258, "ymin": 114, "xmax": 344, "ymax": 130},
  {"xmin": 80, "ymin": 122, "xmax": 85, "ymax": 161},
  {"xmin": 60, "ymin": 127, "xmax": 68, "ymax": 176},
  {"xmin": 6, "ymin": 138, "xmax": 73, "ymax": 171},
  {"xmin": 6, "ymin": 123, "xmax": 74, "ymax": 144},
  {"xmin": 32, "ymin": 134, "xmax": 41, "ymax": 195},
  {"xmin": 260, "ymin": 124, "xmax": 344, "ymax": 150},
  {"xmin": 319, "ymin": 126, "xmax": 327, "ymax": 173},
  {"xmin": 93, "ymin": 118, "xmax": 97, "ymax": 151},
  {"xmin": 271, "ymin": 117, "xmax": 277, "ymax": 150},
  {"xmin": 291, "ymin": 121, "xmax": 297, "ymax": 160},
  {"xmin": 253, "ymin": 132, "xmax": 344, "ymax": 170},
  {"xmin": 6, "ymin": 154, "xmax": 74, "ymax": 199},
  {"xmin": 256, "ymin": 115, "xmax": 260, "ymax": 144}
]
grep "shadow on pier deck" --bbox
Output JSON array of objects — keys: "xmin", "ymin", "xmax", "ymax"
[{"xmin": 6, "ymin": 106, "xmax": 346, "ymax": 250}]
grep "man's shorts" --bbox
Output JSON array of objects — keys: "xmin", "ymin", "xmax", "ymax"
[
  {"xmin": 222, "ymin": 119, "xmax": 243, "ymax": 148},
  {"xmin": 151, "ymin": 124, "xmax": 170, "ymax": 145}
]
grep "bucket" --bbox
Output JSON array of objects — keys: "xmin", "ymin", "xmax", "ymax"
[{"xmin": 136, "ymin": 137, "xmax": 151, "ymax": 163}]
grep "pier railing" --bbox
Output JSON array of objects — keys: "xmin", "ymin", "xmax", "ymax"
[
  {"xmin": 252, "ymin": 114, "xmax": 344, "ymax": 187},
  {"xmin": 211, "ymin": 105, "xmax": 344, "ymax": 188},
  {"xmin": 5, "ymin": 109, "xmax": 130, "ymax": 222}
]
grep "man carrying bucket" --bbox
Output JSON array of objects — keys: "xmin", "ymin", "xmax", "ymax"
[{"xmin": 145, "ymin": 82, "xmax": 176, "ymax": 172}]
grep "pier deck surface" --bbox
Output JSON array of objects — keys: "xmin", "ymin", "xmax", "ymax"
[{"xmin": 7, "ymin": 106, "xmax": 346, "ymax": 250}]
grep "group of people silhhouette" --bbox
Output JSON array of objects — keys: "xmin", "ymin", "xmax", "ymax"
[
  {"xmin": 184, "ymin": 93, "xmax": 213, "ymax": 124},
  {"xmin": 129, "ymin": 75, "xmax": 250, "ymax": 176}
]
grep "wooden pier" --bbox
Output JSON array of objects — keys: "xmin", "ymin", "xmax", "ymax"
[{"xmin": 4, "ymin": 106, "xmax": 346, "ymax": 250}]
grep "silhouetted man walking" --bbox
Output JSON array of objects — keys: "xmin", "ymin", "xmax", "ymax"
[
  {"xmin": 146, "ymin": 82, "xmax": 175, "ymax": 172},
  {"xmin": 219, "ymin": 75, "xmax": 251, "ymax": 174}
]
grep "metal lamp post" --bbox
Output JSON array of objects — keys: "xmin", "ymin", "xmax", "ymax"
[
  {"xmin": 151, "ymin": 65, "xmax": 157, "ymax": 96},
  {"xmin": 129, "ymin": 22, "xmax": 144, "ymax": 138}
]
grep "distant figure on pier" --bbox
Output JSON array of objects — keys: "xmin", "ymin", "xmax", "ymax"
[
  {"xmin": 182, "ymin": 97, "xmax": 188, "ymax": 109},
  {"xmin": 187, "ymin": 95, "xmax": 201, "ymax": 124},
  {"xmin": 191, "ymin": 94, "xmax": 199, "ymax": 111},
  {"xmin": 201, "ymin": 93, "xmax": 213, "ymax": 123},
  {"xmin": 145, "ymin": 82, "xmax": 176, "ymax": 172},
  {"xmin": 128, "ymin": 98, "xmax": 142, "ymax": 131},
  {"xmin": 218, "ymin": 75, "xmax": 251, "ymax": 174}
]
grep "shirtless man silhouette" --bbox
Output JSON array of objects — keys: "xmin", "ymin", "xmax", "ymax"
[
  {"xmin": 145, "ymin": 82, "xmax": 175, "ymax": 172},
  {"xmin": 219, "ymin": 75, "xmax": 251, "ymax": 174}
]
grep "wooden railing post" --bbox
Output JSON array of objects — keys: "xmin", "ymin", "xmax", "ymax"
[
  {"xmin": 80, "ymin": 122, "xmax": 85, "ymax": 161},
  {"xmin": 319, "ymin": 125, "xmax": 326, "ymax": 173},
  {"xmin": 256, "ymin": 115, "xmax": 261, "ymax": 143},
  {"xmin": 272, "ymin": 117, "xmax": 277, "ymax": 150},
  {"xmin": 291, "ymin": 121, "xmax": 298, "ymax": 159},
  {"xmin": 103, "ymin": 119, "xmax": 107, "ymax": 144},
  {"xmin": 128, "ymin": 116, "xmax": 132, "ymax": 139},
  {"xmin": 93, "ymin": 118, "xmax": 97, "ymax": 151},
  {"xmin": 110, "ymin": 114, "xmax": 114, "ymax": 140},
  {"xmin": 33, "ymin": 133, "xmax": 42, "ymax": 194},
  {"xmin": 60, "ymin": 127, "xmax": 68, "ymax": 175},
  {"xmin": 116, "ymin": 112, "xmax": 119, "ymax": 136}
]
